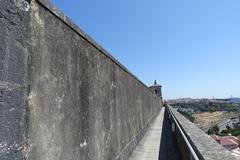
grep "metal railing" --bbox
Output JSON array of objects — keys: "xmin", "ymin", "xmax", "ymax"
[{"xmin": 167, "ymin": 105, "xmax": 200, "ymax": 160}]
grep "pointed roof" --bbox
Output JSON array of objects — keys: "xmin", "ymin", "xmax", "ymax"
[{"xmin": 150, "ymin": 80, "xmax": 161, "ymax": 87}]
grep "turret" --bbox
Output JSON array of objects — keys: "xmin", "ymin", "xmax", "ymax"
[{"xmin": 149, "ymin": 80, "xmax": 162, "ymax": 98}]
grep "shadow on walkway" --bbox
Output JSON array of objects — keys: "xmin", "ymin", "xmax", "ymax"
[{"xmin": 158, "ymin": 108, "xmax": 182, "ymax": 160}]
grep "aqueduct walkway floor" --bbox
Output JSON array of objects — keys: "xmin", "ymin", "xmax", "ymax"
[{"xmin": 128, "ymin": 107, "xmax": 182, "ymax": 160}]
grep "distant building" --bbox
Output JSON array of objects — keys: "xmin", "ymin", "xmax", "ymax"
[
  {"xmin": 149, "ymin": 80, "xmax": 162, "ymax": 98},
  {"xmin": 210, "ymin": 135, "xmax": 239, "ymax": 151},
  {"xmin": 218, "ymin": 118, "xmax": 239, "ymax": 132}
]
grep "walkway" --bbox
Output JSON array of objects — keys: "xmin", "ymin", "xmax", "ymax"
[
  {"xmin": 158, "ymin": 108, "xmax": 182, "ymax": 160},
  {"xmin": 128, "ymin": 107, "xmax": 182, "ymax": 160}
]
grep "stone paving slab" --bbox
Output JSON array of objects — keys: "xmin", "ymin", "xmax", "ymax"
[{"xmin": 128, "ymin": 108, "xmax": 165, "ymax": 160}]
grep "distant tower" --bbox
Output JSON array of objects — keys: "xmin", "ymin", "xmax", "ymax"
[{"xmin": 149, "ymin": 80, "xmax": 162, "ymax": 98}]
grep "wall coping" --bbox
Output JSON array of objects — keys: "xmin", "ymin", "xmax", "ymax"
[
  {"xmin": 30, "ymin": 0, "xmax": 158, "ymax": 96},
  {"xmin": 169, "ymin": 106, "xmax": 237, "ymax": 160}
]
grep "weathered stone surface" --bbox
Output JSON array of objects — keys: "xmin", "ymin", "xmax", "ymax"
[
  {"xmin": 169, "ymin": 106, "xmax": 237, "ymax": 160},
  {"xmin": 0, "ymin": 0, "xmax": 162, "ymax": 160},
  {"xmin": 26, "ymin": 1, "xmax": 162, "ymax": 159},
  {"xmin": 0, "ymin": 0, "xmax": 30, "ymax": 159}
]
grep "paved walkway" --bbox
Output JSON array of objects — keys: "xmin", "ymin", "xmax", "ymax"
[
  {"xmin": 128, "ymin": 108, "xmax": 165, "ymax": 160},
  {"xmin": 158, "ymin": 108, "xmax": 182, "ymax": 160},
  {"xmin": 128, "ymin": 107, "xmax": 182, "ymax": 160}
]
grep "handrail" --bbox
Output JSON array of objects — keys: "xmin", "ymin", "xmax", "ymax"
[{"xmin": 167, "ymin": 105, "xmax": 200, "ymax": 160}]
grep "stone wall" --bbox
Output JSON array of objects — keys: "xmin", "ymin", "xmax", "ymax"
[
  {"xmin": 0, "ymin": 0, "xmax": 162, "ymax": 159},
  {"xmin": 0, "ymin": 0, "xmax": 30, "ymax": 159}
]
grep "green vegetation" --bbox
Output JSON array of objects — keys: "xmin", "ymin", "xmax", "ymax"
[
  {"xmin": 207, "ymin": 129, "xmax": 212, "ymax": 135},
  {"xmin": 172, "ymin": 102, "xmax": 240, "ymax": 136},
  {"xmin": 207, "ymin": 125, "xmax": 220, "ymax": 135},
  {"xmin": 213, "ymin": 125, "xmax": 220, "ymax": 134},
  {"xmin": 172, "ymin": 102, "xmax": 240, "ymax": 112},
  {"xmin": 219, "ymin": 127, "xmax": 240, "ymax": 136}
]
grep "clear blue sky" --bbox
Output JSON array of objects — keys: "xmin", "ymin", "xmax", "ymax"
[{"xmin": 51, "ymin": 0, "xmax": 240, "ymax": 99}]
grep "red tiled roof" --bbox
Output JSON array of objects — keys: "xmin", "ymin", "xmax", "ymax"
[
  {"xmin": 226, "ymin": 136, "xmax": 239, "ymax": 144},
  {"xmin": 220, "ymin": 137, "xmax": 238, "ymax": 146},
  {"xmin": 210, "ymin": 134, "xmax": 239, "ymax": 150}
]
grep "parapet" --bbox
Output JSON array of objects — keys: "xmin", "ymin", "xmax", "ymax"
[{"xmin": 167, "ymin": 106, "xmax": 237, "ymax": 160}]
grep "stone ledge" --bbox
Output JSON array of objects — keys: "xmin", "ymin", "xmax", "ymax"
[{"xmin": 169, "ymin": 106, "xmax": 237, "ymax": 160}]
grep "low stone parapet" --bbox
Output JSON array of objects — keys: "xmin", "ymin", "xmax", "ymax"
[{"xmin": 167, "ymin": 106, "xmax": 237, "ymax": 160}]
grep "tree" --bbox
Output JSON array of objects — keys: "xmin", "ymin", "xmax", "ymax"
[
  {"xmin": 213, "ymin": 125, "xmax": 220, "ymax": 135},
  {"xmin": 207, "ymin": 129, "xmax": 213, "ymax": 135}
]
